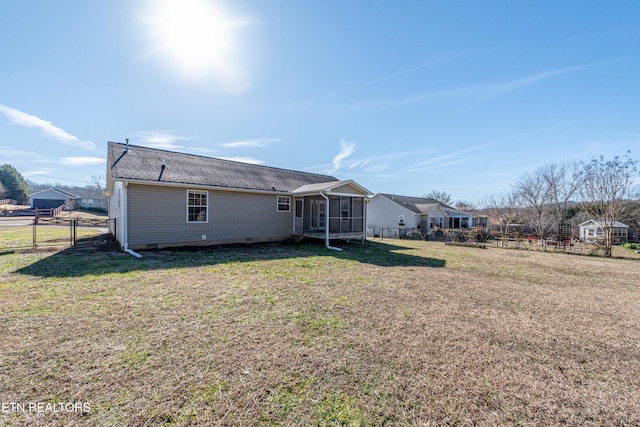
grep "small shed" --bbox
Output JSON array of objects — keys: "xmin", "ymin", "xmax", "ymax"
[
  {"xmin": 578, "ymin": 219, "xmax": 629, "ymax": 243},
  {"xmin": 29, "ymin": 188, "xmax": 80, "ymax": 209}
]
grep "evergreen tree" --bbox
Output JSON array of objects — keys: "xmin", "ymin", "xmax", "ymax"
[{"xmin": 0, "ymin": 164, "xmax": 30, "ymax": 204}]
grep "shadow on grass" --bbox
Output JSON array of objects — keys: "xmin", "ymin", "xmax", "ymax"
[{"xmin": 16, "ymin": 234, "xmax": 445, "ymax": 278}]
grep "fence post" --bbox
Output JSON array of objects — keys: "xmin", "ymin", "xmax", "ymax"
[{"xmin": 33, "ymin": 218, "xmax": 37, "ymax": 249}]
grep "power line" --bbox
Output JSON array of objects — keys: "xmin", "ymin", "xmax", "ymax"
[{"xmin": 26, "ymin": 174, "xmax": 96, "ymax": 185}]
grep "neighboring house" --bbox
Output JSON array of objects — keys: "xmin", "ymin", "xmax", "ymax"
[
  {"xmin": 74, "ymin": 189, "xmax": 108, "ymax": 210},
  {"xmin": 578, "ymin": 220, "xmax": 629, "ymax": 243},
  {"xmin": 106, "ymin": 141, "xmax": 370, "ymax": 251},
  {"xmin": 29, "ymin": 188, "xmax": 80, "ymax": 209},
  {"xmin": 367, "ymin": 193, "xmax": 487, "ymax": 238},
  {"xmin": 79, "ymin": 197, "xmax": 107, "ymax": 210}
]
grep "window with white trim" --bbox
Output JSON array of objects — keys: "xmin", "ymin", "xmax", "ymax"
[
  {"xmin": 341, "ymin": 198, "xmax": 350, "ymax": 219},
  {"xmin": 187, "ymin": 190, "xmax": 208, "ymax": 222},
  {"xmin": 277, "ymin": 196, "xmax": 291, "ymax": 212}
]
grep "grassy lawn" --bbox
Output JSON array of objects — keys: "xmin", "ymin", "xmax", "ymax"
[{"xmin": 0, "ymin": 239, "xmax": 639, "ymax": 426}]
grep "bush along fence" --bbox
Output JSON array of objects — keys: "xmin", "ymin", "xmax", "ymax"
[
  {"xmin": 0, "ymin": 217, "xmax": 113, "ymax": 250},
  {"xmin": 366, "ymin": 226, "xmax": 488, "ymax": 243}
]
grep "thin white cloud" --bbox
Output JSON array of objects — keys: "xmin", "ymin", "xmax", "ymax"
[
  {"xmin": 362, "ymin": 50, "xmax": 490, "ymax": 88},
  {"xmin": 330, "ymin": 139, "xmax": 356, "ymax": 173},
  {"xmin": 358, "ymin": 57, "xmax": 451, "ymax": 89},
  {"xmin": 60, "ymin": 157, "xmax": 105, "ymax": 166},
  {"xmin": 218, "ymin": 156, "xmax": 264, "ymax": 165},
  {"xmin": 221, "ymin": 138, "xmax": 279, "ymax": 148},
  {"xmin": 22, "ymin": 169, "xmax": 54, "ymax": 178},
  {"xmin": 404, "ymin": 145, "xmax": 487, "ymax": 173},
  {"xmin": 133, "ymin": 130, "xmax": 193, "ymax": 150},
  {"xmin": 344, "ymin": 63, "xmax": 601, "ymax": 112},
  {"xmin": 0, "ymin": 104, "xmax": 95, "ymax": 150},
  {"xmin": 348, "ymin": 159, "xmax": 370, "ymax": 169},
  {"xmin": 305, "ymin": 146, "xmax": 434, "ymax": 175},
  {"xmin": 0, "ymin": 146, "xmax": 38, "ymax": 158}
]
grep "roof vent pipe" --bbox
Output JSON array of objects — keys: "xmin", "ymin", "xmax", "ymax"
[
  {"xmin": 125, "ymin": 138, "xmax": 129, "ymax": 152},
  {"xmin": 158, "ymin": 159, "xmax": 167, "ymax": 181}
]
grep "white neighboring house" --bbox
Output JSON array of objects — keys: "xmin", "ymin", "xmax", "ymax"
[
  {"xmin": 578, "ymin": 220, "xmax": 629, "ymax": 243},
  {"xmin": 29, "ymin": 188, "xmax": 80, "ymax": 210},
  {"xmin": 367, "ymin": 193, "xmax": 486, "ymax": 238},
  {"xmin": 74, "ymin": 189, "xmax": 108, "ymax": 210}
]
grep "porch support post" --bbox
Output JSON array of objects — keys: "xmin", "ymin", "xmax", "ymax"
[{"xmin": 292, "ymin": 196, "xmax": 295, "ymax": 234}]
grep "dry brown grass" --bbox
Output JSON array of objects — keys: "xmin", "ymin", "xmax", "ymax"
[{"xmin": 0, "ymin": 240, "xmax": 639, "ymax": 426}]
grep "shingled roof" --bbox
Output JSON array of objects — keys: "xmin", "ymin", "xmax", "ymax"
[
  {"xmin": 107, "ymin": 142, "xmax": 338, "ymax": 192},
  {"xmin": 378, "ymin": 193, "xmax": 456, "ymax": 214}
]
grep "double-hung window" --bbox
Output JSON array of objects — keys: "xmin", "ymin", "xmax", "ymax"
[
  {"xmin": 277, "ymin": 196, "xmax": 291, "ymax": 212},
  {"xmin": 341, "ymin": 198, "xmax": 351, "ymax": 219},
  {"xmin": 187, "ymin": 190, "xmax": 208, "ymax": 222}
]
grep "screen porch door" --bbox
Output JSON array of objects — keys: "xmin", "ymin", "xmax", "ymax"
[{"xmin": 310, "ymin": 199, "xmax": 326, "ymax": 231}]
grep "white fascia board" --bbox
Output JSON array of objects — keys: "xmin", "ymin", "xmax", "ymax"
[{"xmin": 111, "ymin": 178, "xmax": 292, "ymax": 196}]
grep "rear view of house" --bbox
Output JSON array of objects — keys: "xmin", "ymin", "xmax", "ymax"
[{"xmin": 106, "ymin": 141, "xmax": 369, "ymax": 251}]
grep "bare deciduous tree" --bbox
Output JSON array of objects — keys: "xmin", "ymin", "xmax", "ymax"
[
  {"xmin": 482, "ymin": 192, "xmax": 520, "ymax": 242},
  {"xmin": 424, "ymin": 190, "xmax": 453, "ymax": 205},
  {"xmin": 454, "ymin": 200, "xmax": 477, "ymax": 211},
  {"xmin": 543, "ymin": 161, "xmax": 583, "ymax": 230},
  {"xmin": 580, "ymin": 153, "xmax": 638, "ymax": 256},
  {"xmin": 513, "ymin": 168, "xmax": 553, "ymax": 238}
]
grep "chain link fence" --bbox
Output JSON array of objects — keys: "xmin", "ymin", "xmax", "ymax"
[{"xmin": 0, "ymin": 218, "xmax": 113, "ymax": 250}]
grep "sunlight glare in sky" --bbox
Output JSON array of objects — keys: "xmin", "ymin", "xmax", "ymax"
[{"xmin": 144, "ymin": 0, "xmax": 250, "ymax": 93}]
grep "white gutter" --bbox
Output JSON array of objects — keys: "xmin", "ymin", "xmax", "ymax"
[
  {"xmin": 120, "ymin": 181, "xmax": 143, "ymax": 259},
  {"xmin": 320, "ymin": 193, "xmax": 342, "ymax": 252},
  {"xmin": 111, "ymin": 177, "xmax": 292, "ymax": 196}
]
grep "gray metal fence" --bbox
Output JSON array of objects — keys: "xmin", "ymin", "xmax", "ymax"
[{"xmin": 0, "ymin": 218, "xmax": 112, "ymax": 250}]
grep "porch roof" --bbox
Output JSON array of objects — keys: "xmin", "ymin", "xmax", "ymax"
[{"xmin": 292, "ymin": 179, "xmax": 370, "ymax": 196}]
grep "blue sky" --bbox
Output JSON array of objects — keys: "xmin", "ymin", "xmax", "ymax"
[{"xmin": 1, "ymin": 0, "xmax": 639, "ymax": 203}]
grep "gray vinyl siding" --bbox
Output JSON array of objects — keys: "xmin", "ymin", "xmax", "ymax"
[
  {"xmin": 108, "ymin": 181, "xmax": 124, "ymax": 245},
  {"xmin": 126, "ymin": 184, "xmax": 293, "ymax": 247}
]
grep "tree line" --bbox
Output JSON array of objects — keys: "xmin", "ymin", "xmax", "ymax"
[
  {"xmin": 0, "ymin": 165, "xmax": 105, "ymax": 207},
  {"xmin": 483, "ymin": 153, "xmax": 639, "ymax": 257},
  {"xmin": 0, "ymin": 164, "xmax": 30, "ymax": 204}
]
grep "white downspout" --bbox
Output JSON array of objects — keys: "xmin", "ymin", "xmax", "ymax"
[
  {"xmin": 121, "ymin": 181, "xmax": 143, "ymax": 259},
  {"xmin": 320, "ymin": 192, "xmax": 342, "ymax": 251},
  {"xmin": 125, "ymin": 247, "xmax": 143, "ymax": 259}
]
